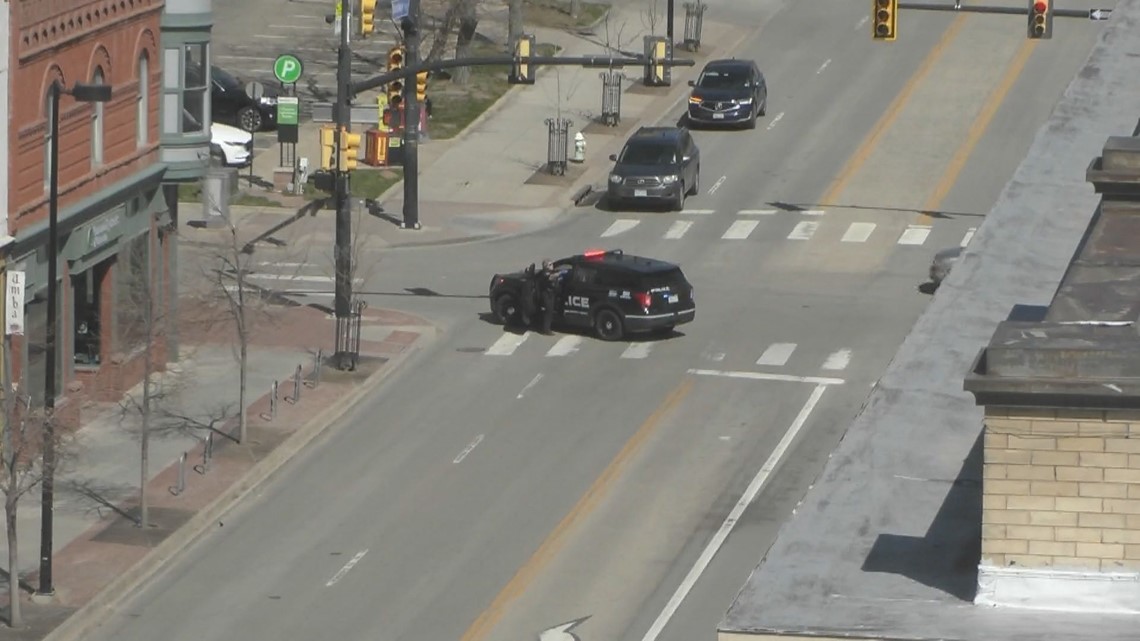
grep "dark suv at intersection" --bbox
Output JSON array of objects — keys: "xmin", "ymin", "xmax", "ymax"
[
  {"xmin": 606, "ymin": 127, "xmax": 701, "ymax": 211},
  {"xmin": 687, "ymin": 59, "xmax": 767, "ymax": 129}
]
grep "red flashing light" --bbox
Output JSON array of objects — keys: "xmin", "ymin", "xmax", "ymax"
[
  {"xmin": 584, "ymin": 249, "xmax": 607, "ymax": 258},
  {"xmin": 1033, "ymin": 1, "xmax": 1047, "ymax": 12},
  {"xmin": 633, "ymin": 292, "xmax": 652, "ymax": 309}
]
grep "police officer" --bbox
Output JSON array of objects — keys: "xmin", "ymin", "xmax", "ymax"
[
  {"xmin": 520, "ymin": 263, "xmax": 538, "ymax": 327},
  {"xmin": 538, "ymin": 259, "xmax": 562, "ymax": 335}
]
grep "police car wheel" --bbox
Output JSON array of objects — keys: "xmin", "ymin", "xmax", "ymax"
[
  {"xmin": 594, "ymin": 309, "xmax": 624, "ymax": 341},
  {"xmin": 493, "ymin": 294, "xmax": 520, "ymax": 325}
]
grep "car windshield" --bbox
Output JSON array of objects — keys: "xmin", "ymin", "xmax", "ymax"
[
  {"xmin": 697, "ymin": 68, "xmax": 749, "ymax": 89},
  {"xmin": 619, "ymin": 142, "xmax": 677, "ymax": 165}
]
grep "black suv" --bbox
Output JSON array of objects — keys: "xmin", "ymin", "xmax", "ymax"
[
  {"xmin": 607, "ymin": 127, "xmax": 701, "ymax": 211},
  {"xmin": 687, "ymin": 59, "xmax": 767, "ymax": 129},
  {"xmin": 188, "ymin": 64, "xmax": 280, "ymax": 132},
  {"xmin": 489, "ymin": 249, "xmax": 696, "ymax": 341}
]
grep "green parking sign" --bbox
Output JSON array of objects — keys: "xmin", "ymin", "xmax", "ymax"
[{"xmin": 274, "ymin": 54, "xmax": 304, "ymax": 84}]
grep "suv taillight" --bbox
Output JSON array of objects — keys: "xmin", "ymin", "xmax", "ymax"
[{"xmin": 633, "ymin": 292, "xmax": 652, "ymax": 309}]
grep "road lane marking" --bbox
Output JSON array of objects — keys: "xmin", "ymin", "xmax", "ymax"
[
  {"xmin": 541, "ymin": 618, "xmax": 590, "ymax": 641},
  {"xmin": 738, "ymin": 209, "xmax": 776, "ymax": 215},
  {"xmin": 756, "ymin": 342, "xmax": 796, "ymax": 366},
  {"xmin": 546, "ymin": 336, "xmax": 582, "ymax": 357},
  {"xmin": 961, "ymin": 227, "xmax": 977, "ymax": 247},
  {"xmin": 708, "ymin": 175, "xmax": 727, "ymax": 195},
  {"xmin": 821, "ymin": 15, "xmax": 970, "ymax": 206},
  {"xmin": 325, "ymin": 549, "xmax": 368, "ymax": 587},
  {"xmin": 680, "ymin": 209, "xmax": 715, "ymax": 215},
  {"xmin": 460, "ymin": 380, "xmax": 694, "ymax": 641},
  {"xmin": 801, "ymin": 210, "xmax": 826, "ymax": 216},
  {"xmin": 918, "ymin": 40, "xmax": 1038, "ymax": 222},
  {"xmin": 486, "ymin": 332, "xmax": 528, "ymax": 356},
  {"xmin": 453, "ymin": 434, "xmax": 485, "ymax": 464},
  {"xmin": 897, "ymin": 225, "xmax": 932, "ymax": 245},
  {"xmin": 664, "ymin": 221, "xmax": 693, "ymax": 240},
  {"xmin": 214, "ymin": 55, "xmax": 279, "ymax": 63},
  {"xmin": 722, "ymin": 220, "xmax": 759, "ymax": 240},
  {"xmin": 601, "ymin": 219, "xmax": 639, "ymax": 237},
  {"xmin": 787, "ymin": 221, "xmax": 818, "ymax": 240},
  {"xmin": 816, "ymin": 59, "xmax": 831, "ymax": 74},
  {"xmin": 639, "ymin": 384, "xmax": 831, "ymax": 641},
  {"xmin": 517, "ymin": 373, "xmax": 544, "ymax": 399},
  {"xmin": 687, "ymin": 369, "xmax": 845, "ymax": 386},
  {"xmin": 841, "ymin": 222, "xmax": 876, "ymax": 243},
  {"xmin": 855, "ymin": 15, "xmax": 869, "ymax": 30},
  {"xmin": 621, "ymin": 343, "xmax": 653, "ymax": 359},
  {"xmin": 821, "ymin": 348, "xmax": 852, "ymax": 371},
  {"xmin": 766, "ymin": 112, "xmax": 784, "ymax": 130}
]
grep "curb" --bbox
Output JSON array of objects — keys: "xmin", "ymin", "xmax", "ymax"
[{"xmin": 42, "ymin": 329, "xmax": 438, "ymax": 641}]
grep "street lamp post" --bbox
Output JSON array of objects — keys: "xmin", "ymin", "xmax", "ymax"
[{"xmin": 37, "ymin": 79, "xmax": 112, "ymax": 598}]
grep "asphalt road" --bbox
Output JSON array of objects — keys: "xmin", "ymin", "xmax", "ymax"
[{"xmin": 88, "ymin": 2, "xmax": 1104, "ymax": 641}]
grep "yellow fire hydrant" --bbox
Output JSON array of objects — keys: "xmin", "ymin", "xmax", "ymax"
[{"xmin": 572, "ymin": 132, "xmax": 587, "ymax": 163}]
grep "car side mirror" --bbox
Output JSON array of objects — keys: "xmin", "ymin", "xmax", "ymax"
[
  {"xmin": 609, "ymin": 153, "xmax": 618, "ymax": 161},
  {"xmin": 687, "ymin": 80, "xmax": 695, "ymax": 87}
]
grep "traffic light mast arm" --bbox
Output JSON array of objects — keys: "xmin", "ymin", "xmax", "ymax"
[
  {"xmin": 897, "ymin": 1, "xmax": 1094, "ymax": 17},
  {"xmin": 351, "ymin": 55, "xmax": 696, "ymax": 96}
]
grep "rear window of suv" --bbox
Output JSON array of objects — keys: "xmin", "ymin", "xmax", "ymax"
[{"xmin": 638, "ymin": 267, "xmax": 689, "ymax": 291}]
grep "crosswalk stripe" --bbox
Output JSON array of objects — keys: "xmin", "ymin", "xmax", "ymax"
[
  {"xmin": 546, "ymin": 335, "xmax": 582, "ymax": 357},
  {"xmin": 787, "ymin": 221, "xmax": 818, "ymax": 240},
  {"xmin": 738, "ymin": 209, "xmax": 777, "ymax": 215},
  {"xmin": 961, "ymin": 227, "xmax": 977, "ymax": 247},
  {"xmin": 801, "ymin": 210, "xmax": 827, "ymax": 216},
  {"xmin": 757, "ymin": 342, "xmax": 797, "ymax": 366},
  {"xmin": 841, "ymin": 222, "xmax": 876, "ymax": 243},
  {"xmin": 601, "ymin": 219, "xmax": 640, "ymax": 237},
  {"xmin": 897, "ymin": 225, "xmax": 932, "ymax": 246},
  {"xmin": 664, "ymin": 221, "xmax": 693, "ymax": 239},
  {"xmin": 680, "ymin": 209, "xmax": 716, "ymax": 215},
  {"xmin": 822, "ymin": 348, "xmax": 852, "ymax": 371},
  {"xmin": 621, "ymin": 343, "xmax": 653, "ymax": 359},
  {"xmin": 485, "ymin": 332, "xmax": 528, "ymax": 356},
  {"xmin": 722, "ymin": 220, "xmax": 760, "ymax": 240}
]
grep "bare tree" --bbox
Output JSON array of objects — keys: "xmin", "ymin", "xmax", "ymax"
[
  {"xmin": 211, "ymin": 221, "xmax": 257, "ymax": 445},
  {"xmin": 453, "ymin": 0, "xmax": 480, "ymax": 85},
  {"xmin": 601, "ymin": 10, "xmax": 634, "ymax": 57},
  {"xmin": 642, "ymin": 0, "xmax": 661, "ymax": 36},
  {"xmin": 425, "ymin": 0, "xmax": 462, "ymax": 62}
]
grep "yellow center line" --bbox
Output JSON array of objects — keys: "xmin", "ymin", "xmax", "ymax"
[
  {"xmin": 915, "ymin": 39, "xmax": 1038, "ymax": 223},
  {"xmin": 459, "ymin": 378, "xmax": 695, "ymax": 641}
]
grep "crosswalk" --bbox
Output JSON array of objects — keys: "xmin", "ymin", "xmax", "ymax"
[
  {"xmin": 237, "ymin": 260, "xmax": 358, "ymax": 300},
  {"xmin": 597, "ymin": 209, "xmax": 976, "ymax": 248}
]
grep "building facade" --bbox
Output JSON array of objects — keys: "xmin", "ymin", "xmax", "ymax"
[{"xmin": 5, "ymin": 0, "xmax": 182, "ymax": 427}]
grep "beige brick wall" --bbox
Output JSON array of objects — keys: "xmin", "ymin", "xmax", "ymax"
[{"xmin": 982, "ymin": 407, "xmax": 1140, "ymax": 572}]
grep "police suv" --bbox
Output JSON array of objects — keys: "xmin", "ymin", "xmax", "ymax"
[{"xmin": 488, "ymin": 249, "xmax": 696, "ymax": 341}]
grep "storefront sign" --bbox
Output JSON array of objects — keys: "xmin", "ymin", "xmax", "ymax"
[
  {"xmin": 6, "ymin": 271, "xmax": 25, "ymax": 336},
  {"xmin": 87, "ymin": 211, "xmax": 124, "ymax": 252}
]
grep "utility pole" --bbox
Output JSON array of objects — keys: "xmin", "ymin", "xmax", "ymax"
[
  {"xmin": 401, "ymin": 0, "xmax": 423, "ymax": 230},
  {"xmin": 667, "ymin": 0, "xmax": 675, "ymax": 61},
  {"xmin": 333, "ymin": 0, "xmax": 355, "ymax": 369}
]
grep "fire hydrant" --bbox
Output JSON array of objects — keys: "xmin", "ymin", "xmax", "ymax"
[{"xmin": 572, "ymin": 132, "xmax": 586, "ymax": 163}]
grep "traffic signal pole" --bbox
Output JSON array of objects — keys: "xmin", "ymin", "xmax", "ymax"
[
  {"xmin": 401, "ymin": 0, "xmax": 423, "ymax": 230},
  {"xmin": 333, "ymin": 0, "xmax": 355, "ymax": 369},
  {"xmin": 898, "ymin": 1, "xmax": 1097, "ymax": 18}
]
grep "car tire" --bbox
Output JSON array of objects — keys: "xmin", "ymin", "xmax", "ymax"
[
  {"xmin": 759, "ymin": 99, "xmax": 767, "ymax": 117},
  {"xmin": 594, "ymin": 309, "xmax": 624, "ymax": 341},
  {"xmin": 238, "ymin": 106, "xmax": 263, "ymax": 132},
  {"xmin": 688, "ymin": 168, "xmax": 700, "ymax": 196},
  {"xmin": 493, "ymin": 294, "xmax": 520, "ymax": 326},
  {"xmin": 746, "ymin": 109, "xmax": 758, "ymax": 130},
  {"xmin": 672, "ymin": 184, "xmax": 686, "ymax": 211}
]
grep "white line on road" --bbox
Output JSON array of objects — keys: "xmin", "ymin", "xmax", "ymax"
[
  {"xmin": 664, "ymin": 220, "xmax": 693, "ymax": 240},
  {"xmin": 257, "ymin": 261, "xmax": 311, "ymax": 268},
  {"xmin": 621, "ymin": 343, "xmax": 653, "ymax": 359},
  {"xmin": 517, "ymin": 373, "xmax": 545, "ymax": 398},
  {"xmin": 787, "ymin": 221, "xmax": 819, "ymax": 240},
  {"xmin": 687, "ymin": 368, "xmax": 845, "ymax": 386},
  {"xmin": 961, "ymin": 227, "xmax": 977, "ymax": 247},
  {"xmin": 855, "ymin": 15, "xmax": 869, "ymax": 30},
  {"xmin": 708, "ymin": 175, "xmax": 727, "ymax": 195},
  {"xmin": 601, "ymin": 219, "xmax": 639, "ymax": 238},
  {"xmin": 680, "ymin": 209, "xmax": 715, "ymax": 215},
  {"xmin": 453, "ymin": 434, "xmax": 485, "ymax": 464},
  {"xmin": 486, "ymin": 332, "xmax": 528, "ymax": 356},
  {"xmin": 816, "ymin": 59, "xmax": 831, "ymax": 74},
  {"xmin": 639, "ymin": 384, "xmax": 830, "ymax": 641},
  {"xmin": 897, "ymin": 225, "xmax": 932, "ymax": 245},
  {"xmin": 326, "ymin": 549, "xmax": 368, "ymax": 587},
  {"xmin": 766, "ymin": 112, "xmax": 784, "ymax": 130},
  {"xmin": 822, "ymin": 348, "xmax": 852, "ymax": 371},
  {"xmin": 756, "ymin": 342, "xmax": 796, "ymax": 366},
  {"xmin": 546, "ymin": 335, "xmax": 582, "ymax": 357},
  {"xmin": 721, "ymin": 220, "xmax": 759, "ymax": 240},
  {"xmin": 841, "ymin": 222, "xmax": 876, "ymax": 243},
  {"xmin": 801, "ymin": 210, "xmax": 827, "ymax": 216},
  {"xmin": 738, "ymin": 209, "xmax": 776, "ymax": 215}
]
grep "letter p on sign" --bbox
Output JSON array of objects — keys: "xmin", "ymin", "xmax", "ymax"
[{"xmin": 274, "ymin": 54, "xmax": 304, "ymax": 84}]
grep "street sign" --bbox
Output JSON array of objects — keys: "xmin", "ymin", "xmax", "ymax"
[
  {"xmin": 391, "ymin": 0, "xmax": 409, "ymax": 21},
  {"xmin": 274, "ymin": 54, "xmax": 304, "ymax": 84},
  {"xmin": 1089, "ymin": 8, "xmax": 1112, "ymax": 20},
  {"xmin": 245, "ymin": 80, "xmax": 265, "ymax": 101},
  {"xmin": 5, "ymin": 271, "xmax": 25, "ymax": 336},
  {"xmin": 277, "ymin": 96, "xmax": 300, "ymax": 126}
]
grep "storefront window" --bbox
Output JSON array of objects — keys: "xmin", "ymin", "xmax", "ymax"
[
  {"xmin": 115, "ymin": 234, "xmax": 151, "ymax": 352},
  {"xmin": 73, "ymin": 262, "xmax": 110, "ymax": 367},
  {"xmin": 23, "ymin": 286, "xmax": 63, "ymax": 406},
  {"xmin": 182, "ymin": 43, "xmax": 208, "ymax": 134}
]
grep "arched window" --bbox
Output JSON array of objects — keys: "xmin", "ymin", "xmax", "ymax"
[
  {"xmin": 43, "ymin": 88, "xmax": 54, "ymax": 189},
  {"xmin": 137, "ymin": 52, "xmax": 149, "ymax": 146},
  {"xmin": 91, "ymin": 66, "xmax": 106, "ymax": 166}
]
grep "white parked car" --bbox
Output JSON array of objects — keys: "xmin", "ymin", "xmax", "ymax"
[{"xmin": 210, "ymin": 122, "xmax": 253, "ymax": 167}]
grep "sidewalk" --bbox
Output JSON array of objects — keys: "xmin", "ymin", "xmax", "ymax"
[
  {"xmin": 0, "ymin": 226, "xmax": 438, "ymax": 640},
  {"xmin": 218, "ymin": 1, "xmax": 754, "ymax": 249}
]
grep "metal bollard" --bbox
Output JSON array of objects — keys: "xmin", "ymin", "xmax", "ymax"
[
  {"xmin": 291, "ymin": 364, "xmax": 303, "ymax": 403},
  {"xmin": 269, "ymin": 380, "xmax": 279, "ymax": 421},
  {"xmin": 545, "ymin": 117, "xmax": 572, "ymax": 176},
  {"xmin": 194, "ymin": 433, "xmax": 214, "ymax": 475},
  {"xmin": 169, "ymin": 452, "xmax": 188, "ymax": 496},
  {"xmin": 683, "ymin": 1, "xmax": 709, "ymax": 52},
  {"xmin": 308, "ymin": 348, "xmax": 323, "ymax": 388},
  {"xmin": 599, "ymin": 71, "xmax": 624, "ymax": 126}
]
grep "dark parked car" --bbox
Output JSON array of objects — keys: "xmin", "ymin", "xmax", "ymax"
[
  {"xmin": 606, "ymin": 127, "xmax": 701, "ymax": 211},
  {"xmin": 189, "ymin": 64, "xmax": 279, "ymax": 132},
  {"xmin": 687, "ymin": 59, "xmax": 767, "ymax": 129}
]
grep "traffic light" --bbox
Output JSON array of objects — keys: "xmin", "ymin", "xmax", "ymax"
[
  {"xmin": 873, "ymin": 0, "xmax": 897, "ymax": 41},
  {"xmin": 1028, "ymin": 0, "xmax": 1052, "ymax": 39},
  {"xmin": 360, "ymin": 0, "xmax": 376, "ymax": 35},
  {"xmin": 510, "ymin": 34, "xmax": 536, "ymax": 85},
  {"xmin": 387, "ymin": 45, "xmax": 406, "ymax": 107},
  {"xmin": 338, "ymin": 128, "xmax": 362, "ymax": 172},
  {"xmin": 416, "ymin": 71, "xmax": 428, "ymax": 103},
  {"xmin": 319, "ymin": 126, "xmax": 336, "ymax": 170}
]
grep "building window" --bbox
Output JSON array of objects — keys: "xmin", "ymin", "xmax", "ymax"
[
  {"xmin": 73, "ymin": 262, "xmax": 111, "ymax": 367},
  {"xmin": 183, "ymin": 43, "xmax": 208, "ymax": 133},
  {"xmin": 43, "ymin": 89, "xmax": 54, "ymax": 190},
  {"xmin": 115, "ymin": 233, "xmax": 152, "ymax": 353},
  {"xmin": 91, "ymin": 67, "xmax": 106, "ymax": 167},
  {"xmin": 137, "ymin": 52, "xmax": 149, "ymax": 146}
]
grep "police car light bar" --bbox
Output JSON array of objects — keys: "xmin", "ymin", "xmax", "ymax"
[{"xmin": 584, "ymin": 248, "xmax": 622, "ymax": 258}]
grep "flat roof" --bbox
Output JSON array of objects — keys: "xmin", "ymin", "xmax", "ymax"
[{"xmin": 718, "ymin": 2, "xmax": 1140, "ymax": 640}]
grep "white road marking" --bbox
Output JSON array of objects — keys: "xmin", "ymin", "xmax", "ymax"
[
  {"xmin": 621, "ymin": 343, "xmax": 653, "ymax": 359},
  {"xmin": 486, "ymin": 332, "xmax": 528, "ymax": 356},
  {"xmin": 664, "ymin": 221, "xmax": 693, "ymax": 240},
  {"xmin": 787, "ymin": 221, "xmax": 819, "ymax": 240},
  {"xmin": 541, "ymin": 618, "xmax": 590, "ymax": 641},
  {"xmin": 453, "ymin": 434, "xmax": 485, "ymax": 464},
  {"xmin": 721, "ymin": 220, "xmax": 759, "ymax": 240},
  {"xmin": 821, "ymin": 348, "xmax": 852, "ymax": 371},
  {"xmin": 738, "ymin": 209, "xmax": 776, "ymax": 215},
  {"xmin": 703, "ymin": 351, "xmax": 726, "ymax": 362},
  {"xmin": 961, "ymin": 227, "xmax": 977, "ymax": 247},
  {"xmin": 517, "ymin": 373, "xmax": 544, "ymax": 399},
  {"xmin": 855, "ymin": 15, "xmax": 869, "ymax": 30},
  {"xmin": 687, "ymin": 368, "xmax": 845, "ymax": 386},
  {"xmin": 546, "ymin": 336, "xmax": 582, "ymax": 357},
  {"xmin": 897, "ymin": 225, "xmax": 932, "ymax": 245},
  {"xmin": 841, "ymin": 222, "xmax": 876, "ymax": 243},
  {"xmin": 325, "ymin": 549, "xmax": 369, "ymax": 587},
  {"xmin": 601, "ymin": 219, "xmax": 639, "ymax": 238},
  {"xmin": 816, "ymin": 59, "xmax": 831, "ymax": 74},
  {"xmin": 257, "ymin": 261, "xmax": 310, "ymax": 268},
  {"xmin": 214, "ymin": 55, "xmax": 278, "ymax": 63},
  {"xmin": 756, "ymin": 342, "xmax": 797, "ymax": 366},
  {"xmin": 639, "ymin": 384, "xmax": 830, "ymax": 641},
  {"xmin": 708, "ymin": 175, "xmax": 727, "ymax": 195},
  {"xmin": 766, "ymin": 112, "xmax": 784, "ymax": 130},
  {"xmin": 801, "ymin": 210, "xmax": 827, "ymax": 216},
  {"xmin": 680, "ymin": 209, "xmax": 715, "ymax": 215}
]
